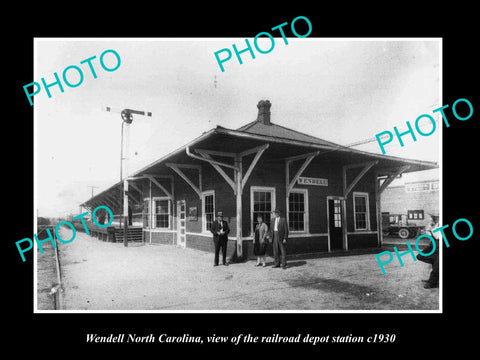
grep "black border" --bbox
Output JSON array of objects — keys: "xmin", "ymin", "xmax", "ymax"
[{"xmin": 7, "ymin": 6, "xmax": 479, "ymax": 353}]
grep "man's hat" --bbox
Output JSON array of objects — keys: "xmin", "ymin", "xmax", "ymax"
[
  {"xmin": 217, "ymin": 211, "xmax": 223, "ymax": 217},
  {"xmin": 273, "ymin": 208, "xmax": 281, "ymax": 214}
]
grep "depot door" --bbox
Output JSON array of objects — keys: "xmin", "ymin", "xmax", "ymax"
[
  {"xmin": 328, "ymin": 199, "xmax": 344, "ymax": 250},
  {"xmin": 177, "ymin": 200, "xmax": 186, "ymax": 248}
]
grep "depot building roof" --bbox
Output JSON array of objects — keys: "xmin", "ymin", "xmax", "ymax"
[{"xmin": 82, "ymin": 100, "xmax": 438, "ymax": 209}]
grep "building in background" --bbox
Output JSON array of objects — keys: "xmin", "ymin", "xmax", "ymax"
[{"xmin": 380, "ymin": 173, "xmax": 439, "ymax": 238}]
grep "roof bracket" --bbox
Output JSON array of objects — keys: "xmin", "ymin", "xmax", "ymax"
[
  {"xmin": 165, "ymin": 163, "xmax": 202, "ymax": 198},
  {"xmin": 343, "ymin": 161, "xmax": 378, "ymax": 198},
  {"xmin": 285, "ymin": 151, "xmax": 320, "ymax": 195},
  {"xmin": 377, "ymin": 165, "xmax": 411, "ymax": 196}
]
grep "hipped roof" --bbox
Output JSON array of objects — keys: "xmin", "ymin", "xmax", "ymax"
[{"xmin": 81, "ymin": 119, "xmax": 438, "ymax": 207}]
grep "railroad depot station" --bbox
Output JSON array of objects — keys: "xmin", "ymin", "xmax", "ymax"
[{"xmin": 81, "ymin": 100, "xmax": 438, "ymax": 259}]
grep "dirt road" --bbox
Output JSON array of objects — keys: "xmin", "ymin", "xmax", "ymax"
[{"xmin": 53, "ymin": 228, "xmax": 439, "ymax": 311}]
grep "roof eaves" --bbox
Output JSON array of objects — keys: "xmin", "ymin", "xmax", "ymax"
[
  {"xmin": 81, "ymin": 181, "xmax": 122, "ymax": 207},
  {"xmin": 82, "ymin": 127, "xmax": 218, "ymax": 206},
  {"xmin": 129, "ymin": 127, "xmax": 218, "ymax": 178}
]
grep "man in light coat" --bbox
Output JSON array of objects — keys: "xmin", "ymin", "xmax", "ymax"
[{"xmin": 270, "ymin": 208, "xmax": 289, "ymax": 269}]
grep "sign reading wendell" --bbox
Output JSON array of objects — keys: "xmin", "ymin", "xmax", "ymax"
[{"xmin": 297, "ymin": 177, "xmax": 328, "ymax": 186}]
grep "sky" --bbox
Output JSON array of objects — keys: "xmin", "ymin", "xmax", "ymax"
[{"xmin": 35, "ymin": 38, "xmax": 441, "ymax": 218}]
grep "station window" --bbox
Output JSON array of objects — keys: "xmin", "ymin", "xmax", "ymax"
[
  {"xmin": 353, "ymin": 192, "xmax": 370, "ymax": 231},
  {"xmin": 251, "ymin": 187, "xmax": 276, "ymax": 233},
  {"xmin": 153, "ymin": 199, "xmax": 170, "ymax": 229},
  {"xmin": 202, "ymin": 191, "xmax": 215, "ymax": 232},
  {"xmin": 288, "ymin": 189, "xmax": 308, "ymax": 232},
  {"xmin": 407, "ymin": 210, "xmax": 424, "ymax": 220},
  {"xmin": 142, "ymin": 199, "xmax": 150, "ymax": 228}
]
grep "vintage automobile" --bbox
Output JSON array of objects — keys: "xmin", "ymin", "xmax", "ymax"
[{"xmin": 382, "ymin": 213, "xmax": 425, "ymax": 239}]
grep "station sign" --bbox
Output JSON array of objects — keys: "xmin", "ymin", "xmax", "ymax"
[{"xmin": 297, "ymin": 177, "xmax": 328, "ymax": 186}]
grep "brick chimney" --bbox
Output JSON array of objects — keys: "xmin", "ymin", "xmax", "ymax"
[{"xmin": 256, "ymin": 100, "xmax": 271, "ymax": 125}]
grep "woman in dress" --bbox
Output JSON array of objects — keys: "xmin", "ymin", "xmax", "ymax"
[{"xmin": 253, "ymin": 215, "xmax": 269, "ymax": 267}]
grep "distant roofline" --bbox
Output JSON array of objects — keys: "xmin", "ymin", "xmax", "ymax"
[{"xmin": 405, "ymin": 179, "xmax": 439, "ymax": 185}]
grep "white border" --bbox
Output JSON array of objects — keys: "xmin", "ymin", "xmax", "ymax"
[
  {"xmin": 438, "ymin": 37, "xmax": 443, "ymax": 313},
  {"xmin": 33, "ymin": 38, "xmax": 38, "ymax": 313}
]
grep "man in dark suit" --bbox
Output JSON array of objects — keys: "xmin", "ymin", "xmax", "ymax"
[
  {"xmin": 270, "ymin": 208, "xmax": 289, "ymax": 269},
  {"xmin": 210, "ymin": 212, "xmax": 230, "ymax": 266}
]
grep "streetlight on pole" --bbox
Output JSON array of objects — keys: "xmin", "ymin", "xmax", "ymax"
[{"xmin": 104, "ymin": 107, "xmax": 152, "ymax": 247}]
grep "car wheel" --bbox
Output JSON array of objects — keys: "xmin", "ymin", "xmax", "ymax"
[{"xmin": 398, "ymin": 228, "xmax": 410, "ymax": 239}]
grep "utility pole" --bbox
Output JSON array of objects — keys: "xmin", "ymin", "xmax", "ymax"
[
  {"xmin": 104, "ymin": 106, "xmax": 152, "ymax": 247},
  {"xmin": 87, "ymin": 186, "xmax": 98, "ymax": 224},
  {"xmin": 89, "ymin": 185, "xmax": 98, "ymax": 198}
]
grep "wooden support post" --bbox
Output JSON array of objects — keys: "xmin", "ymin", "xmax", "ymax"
[
  {"xmin": 235, "ymin": 155, "xmax": 243, "ymax": 259},
  {"xmin": 149, "ymin": 177, "xmax": 152, "ymax": 244},
  {"xmin": 375, "ymin": 165, "xmax": 410, "ymax": 247},
  {"xmin": 123, "ymin": 179, "xmax": 128, "ymax": 247},
  {"xmin": 375, "ymin": 171, "xmax": 382, "ymax": 247},
  {"xmin": 342, "ymin": 199, "xmax": 348, "ymax": 251},
  {"xmin": 286, "ymin": 161, "xmax": 290, "ymax": 221}
]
